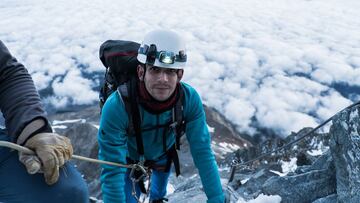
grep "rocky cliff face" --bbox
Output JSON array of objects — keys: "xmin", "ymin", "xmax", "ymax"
[
  {"xmin": 227, "ymin": 104, "xmax": 360, "ymax": 203},
  {"xmin": 329, "ymin": 106, "xmax": 360, "ymax": 202}
]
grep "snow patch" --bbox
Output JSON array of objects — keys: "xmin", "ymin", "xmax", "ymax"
[
  {"xmin": 167, "ymin": 183, "xmax": 175, "ymax": 195},
  {"xmin": 269, "ymin": 170, "xmax": 283, "ymax": 177},
  {"xmin": 307, "ymin": 149, "xmax": 324, "ymax": 156},
  {"xmin": 219, "ymin": 142, "xmax": 241, "ymax": 153},
  {"xmin": 237, "ymin": 194, "xmax": 282, "ymax": 203},
  {"xmin": 52, "ymin": 125, "xmax": 68, "ymax": 130},
  {"xmin": 208, "ymin": 124, "xmax": 215, "ymax": 133},
  {"xmin": 241, "ymin": 178, "xmax": 250, "ymax": 185},
  {"xmin": 280, "ymin": 157, "xmax": 298, "ymax": 176},
  {"xmin": 52, "ymin": 119, "xmax": 86, "ymax": 125},
  {"xmin": 212, "ymin": 142, "xmax": 240, "ymax": 159}
]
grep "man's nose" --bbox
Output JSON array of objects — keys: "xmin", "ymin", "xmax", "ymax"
[{"xmin": 158, "ymin": 70, "xmax": 169, "ymax": 82}]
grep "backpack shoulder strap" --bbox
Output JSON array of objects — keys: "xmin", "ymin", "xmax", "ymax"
[
  {"xmin": 117, "ymin": 84, "xmax": 134, "ymax": 135},
  {"xmin": 117, "ymin": 78, "xmax": 145, "ymax": 156},
  {"xmin": 173, "ymin": 83, "xmax": 186, "ymax": 150}
]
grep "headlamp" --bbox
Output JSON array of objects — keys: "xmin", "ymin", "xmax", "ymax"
[
  {"xmin": 159, "ymin": 51, "xmax": 175, "ymax": 64},
  {"xmin": 138, "ymin": 44, "xmax": 187, "ymax": 65}
]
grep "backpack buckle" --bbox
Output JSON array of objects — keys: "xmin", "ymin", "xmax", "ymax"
[{"xmin": 169, "ymin": 121, "xmax": 178, "ymax": 130}]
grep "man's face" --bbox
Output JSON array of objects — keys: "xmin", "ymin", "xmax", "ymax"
[{"xmin": 137, "ymin": 65, "xmax": 183, "ymax": 101}]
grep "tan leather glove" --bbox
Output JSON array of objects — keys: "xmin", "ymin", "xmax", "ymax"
[{"xmin": 18, "ymin": 133, "xmax": 73, "ymax": 185}]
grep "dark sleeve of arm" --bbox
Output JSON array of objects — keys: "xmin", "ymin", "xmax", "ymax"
[{"xmin": 0, "ymin": 41, "xmax": 50, "ymax": 143}]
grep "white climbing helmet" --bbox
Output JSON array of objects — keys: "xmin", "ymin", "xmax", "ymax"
[{"xmin": 137, "ymin": 29, "xmax": 187, "ymax": 69}]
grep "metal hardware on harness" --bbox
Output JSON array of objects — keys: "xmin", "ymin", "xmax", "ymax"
[
  {"xmin": 169, "ymin": 121, "xmax": 178, "ymax": 130},
  {"xmin": 129, "ymin": 163, "xmax": 152, "ymax": 203}
]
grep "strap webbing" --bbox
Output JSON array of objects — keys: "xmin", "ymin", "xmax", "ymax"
[
  {"xmin": 174, "ymin": 85, "xmax": 185, "ymax": 150},
  {"xmin": 166, "ymin": 145, "xmax": 181, "ymax": 176},
  {"xmin": 128, "ymin": 78, "xmax": 145, "ymax": 156},
  {"xmin": 162, "ymin": 126, "xmax": 168, "ymax": 153}
]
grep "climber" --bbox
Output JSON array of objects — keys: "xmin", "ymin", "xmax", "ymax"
[
  {"xmin": 98, "ymin": 29, "xmax": 225, "ymax": 203},
  {"xmin": 0, "ymin": 40, "xmax": 89, "ymax": 203}
]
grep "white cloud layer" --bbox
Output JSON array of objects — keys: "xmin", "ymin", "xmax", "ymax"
[{"xmin": 1, "ymin": 0, "xmax": 359, "ymax": 137}]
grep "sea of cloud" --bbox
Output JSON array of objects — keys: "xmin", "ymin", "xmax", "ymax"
[{"xmin": 1, "ymin": 0, "xmax": 359, "ymax": 137}]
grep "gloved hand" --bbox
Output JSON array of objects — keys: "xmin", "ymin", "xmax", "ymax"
[{"xmin": 18, "ymin": 133, "xmax": 73, "ymax": 185}]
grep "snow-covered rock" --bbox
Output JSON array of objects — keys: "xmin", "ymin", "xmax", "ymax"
[
  {"xmin": 228, "ymin": 104, "xmax": 360, "ymax": 203},
  {"xmin": 329, "ymin": 105, "xmax": 360, "ymax": 202}
]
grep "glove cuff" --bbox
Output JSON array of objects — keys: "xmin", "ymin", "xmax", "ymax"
[{"xmin": 17, "ymin": 117, "xmax": 52, "ymax": 145}]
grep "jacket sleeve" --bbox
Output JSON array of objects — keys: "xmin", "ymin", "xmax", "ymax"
[
  {"xmin": 98, "ymin": 92, "xmax": 129, "ymax": 203},
  {"xmin": 0, "ymin": 40, "xmax": 50, "ymax": 144},
  {"xmin": 184, "ymin": 86, "xmax": 225, "ymax": 203}
]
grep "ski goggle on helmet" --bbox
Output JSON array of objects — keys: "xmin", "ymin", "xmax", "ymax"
[{"xmin": 137, "ymin": 29, "xmax": 187, "ymax": 69}]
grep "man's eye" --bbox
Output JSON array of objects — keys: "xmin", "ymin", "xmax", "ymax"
[
  {"xmin": 150, "ymin": 67, "xmax": 161, "ymax": 72},
  {"xmin": 166, "ymin": 69, "xmax": 177, "ymax": 74}
]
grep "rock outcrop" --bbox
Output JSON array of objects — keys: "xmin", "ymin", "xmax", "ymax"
[
  {"xmin": 262, "ymin": 152, "xmax": 336, "ymax": 202},
  {"xmin": 228, "ymin": 104, "xmax": 360, "ymax": 203},
  {"xmin": 329, "ymin": 106, "xmax": 360, "ymax": 202}
]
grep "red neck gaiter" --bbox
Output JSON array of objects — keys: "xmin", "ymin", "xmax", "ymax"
[{"xmin": 138, "ymin": 81, "xmax": 179, "ymax": 114}]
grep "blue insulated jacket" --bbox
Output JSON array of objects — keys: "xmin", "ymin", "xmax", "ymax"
[{"xmin": 98, "ymin": 82, "xmax": 224, "ymax": 203}]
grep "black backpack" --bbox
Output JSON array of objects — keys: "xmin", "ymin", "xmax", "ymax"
[
  {"xmin": 99, "ymin": 40, "xmax": 140, "ymax": 107},
  {"xmin": 99, "ymin": 40, "xmax": 186, "ymax": 176}
]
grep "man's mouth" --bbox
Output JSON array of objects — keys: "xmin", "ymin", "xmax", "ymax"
[{"xmin": 154, "ymin": 85, "xmax": 170, "ymax": 89}]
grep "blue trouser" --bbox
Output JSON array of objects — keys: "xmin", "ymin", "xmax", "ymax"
[
  {"xmin": 125, "ymin": 156, "xmax": 171, "ymax": 203},
  {"xmin": 0, "ymin": 129, "xmax": 89, "ymax": 203}
]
